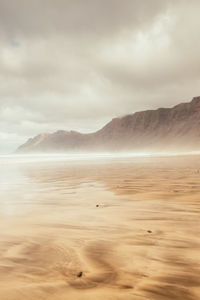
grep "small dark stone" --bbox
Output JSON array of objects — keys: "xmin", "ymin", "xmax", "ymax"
[
  {"xmin": 96, "ymin": 204, "xmax": 99, "ymax": 207},
  {"xmin": 147, "ymin": 230, "xmax": 152, "ymax": 233},
  {"xmin": 77, "ymin": 272, "xmax": 83, "ymax": 278},
  {"xmin": 120, "ymin": 284, "xmax": 133, "ymax": 289}
]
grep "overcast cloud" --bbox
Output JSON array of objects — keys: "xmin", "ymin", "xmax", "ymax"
[{"xmin": 0, "ymin": 0, "xmax": 200, "ymax": 153}]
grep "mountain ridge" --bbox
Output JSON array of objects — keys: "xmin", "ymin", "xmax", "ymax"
[{"xmin": 17, "ymin": 96, "xmax": 200, "ymax": 153}]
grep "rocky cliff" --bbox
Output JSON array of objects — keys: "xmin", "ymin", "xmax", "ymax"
[{"xmin": 17, "ymin": 96, "xmax": 200, "ymax": 153}]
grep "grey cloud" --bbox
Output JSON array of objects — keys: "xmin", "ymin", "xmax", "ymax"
[
  {"xmin": 0, "ymin": 0, "xmax": 168, "ymax": 39},
  {"xmin": 0, "ymin": 0, "xmax": 200, "ymax": 153}
]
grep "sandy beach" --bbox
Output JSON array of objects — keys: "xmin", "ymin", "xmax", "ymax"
[{"xmin": 0, "ymin": 154, "xmax": 200, "ymax": 300}]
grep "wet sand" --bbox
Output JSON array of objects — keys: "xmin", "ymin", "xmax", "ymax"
[{"xmin": 0, "ymin": 155, "xmax": 200, "ymax": 299}]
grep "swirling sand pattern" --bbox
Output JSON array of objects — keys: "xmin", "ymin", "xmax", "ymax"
[{"xmin": 0, "ymin": 155, "xmax": 200, "ymax": 299}]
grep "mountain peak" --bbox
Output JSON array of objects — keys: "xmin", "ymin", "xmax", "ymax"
[{"xmin": 191, "ymin": 96, "xmax": 200, "ymax": 105}]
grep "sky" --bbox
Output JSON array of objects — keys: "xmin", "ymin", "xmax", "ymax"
[{"xmin": 1, "ymin": 0, "xmax": 200, "ymax": 153}]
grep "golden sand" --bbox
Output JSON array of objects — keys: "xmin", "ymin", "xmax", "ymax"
[{"xmin": 0, "ymin": 155, "xmax": 200, "ymax": 299}]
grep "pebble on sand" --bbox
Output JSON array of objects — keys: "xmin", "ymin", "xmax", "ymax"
[{"xmin": 77, "ymin": 272, "xmax": 83, "ymax": 278}]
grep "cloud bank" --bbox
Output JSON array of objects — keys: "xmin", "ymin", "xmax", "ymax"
[{"xmin": 0, "ymin": 0, "xmax": 200, "ymax": 153}]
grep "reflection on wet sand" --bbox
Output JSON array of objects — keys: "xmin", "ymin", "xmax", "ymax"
[{"xmin": 0, "ymin": 155, "xmax": 200, "ymax": 299}]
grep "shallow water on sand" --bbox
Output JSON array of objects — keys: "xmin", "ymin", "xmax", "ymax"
[{"xmin": 0, "ymin": 155, "xmax": 200, "ymax": 300}]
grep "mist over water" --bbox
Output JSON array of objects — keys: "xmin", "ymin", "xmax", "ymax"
[{"xmin": 1, "ymin": 151, "xmax": 200, "ymax": 165}]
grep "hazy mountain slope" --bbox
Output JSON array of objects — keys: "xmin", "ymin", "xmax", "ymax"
[{"xmin": 17, "ymin": 96, "xmax": 200, "ymax": 153}]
